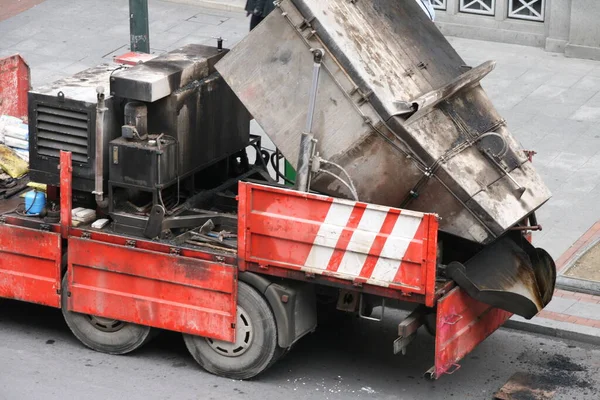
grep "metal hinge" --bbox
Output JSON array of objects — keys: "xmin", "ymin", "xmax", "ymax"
[
  {"xmin": 297, "ymin": 17, "xmax": 314, "ymax": 31},
  {"xmin": 170, "ymin": 247, "xmax": 181, "ymax": 256},
  {"xmin": 125, "ymin": 240, "xmax": 137, "ymax": 248},
  {"xmin": 81, "ymin": 232, "xmax": 91, "ymax": 239},
  {"xmin": 350, "ymin": 87, "xmax": 373, "ymax": 105},
  {"xmin": 0, "ymin": 216, "xmax": 6, "ymax": 224},
  {"xmin": 40, "ymin": 224, "xmax": 51, "ymax": 232}
]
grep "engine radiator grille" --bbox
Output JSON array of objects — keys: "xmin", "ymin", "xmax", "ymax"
[{"xmin": 35, "ymin": 105, "xmax": 90, "ymax": 163}]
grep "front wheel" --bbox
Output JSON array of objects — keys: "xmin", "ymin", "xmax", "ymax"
[
  {"xmin": 61, "ymin": 275, "xmax": 154, "ymax": 355},
  {"xmin": 183, "ymin": 281, "xmax": 281, "ymax": 380}
]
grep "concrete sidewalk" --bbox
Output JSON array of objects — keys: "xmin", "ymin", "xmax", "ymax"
[{"xmin": 2, "ymin": 0, "xmax": 600, "ymax": 344}]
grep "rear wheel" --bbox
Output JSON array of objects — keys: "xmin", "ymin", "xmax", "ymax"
[
  {"xmin": 183, "ymin": 281, "xmax": 280, "ymax": 380},
  {"xmin": 61, "ymin": 275, "xmax": 153, "ymax": 355}
]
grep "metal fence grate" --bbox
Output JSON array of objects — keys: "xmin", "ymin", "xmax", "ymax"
[
  {"xmin": 459, "ymin": 0, "xmax": 495, "ymax": 16},
  {"xmin": 508, "ymin": 0, "xmax": 545, "ymax": 22}
]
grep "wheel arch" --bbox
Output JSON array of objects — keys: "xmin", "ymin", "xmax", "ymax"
[{"xmin": 239, "ymin": 272, "xmax": 317, "ymax": 348}]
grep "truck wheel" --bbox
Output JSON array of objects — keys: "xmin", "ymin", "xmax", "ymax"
[
  {"xmin": 61, "ymin": 275, "xmax": 153, "ymax": 355},
  {"xmin": 183, "ymin": 281, "xmax": 280, "ymax": 380}
]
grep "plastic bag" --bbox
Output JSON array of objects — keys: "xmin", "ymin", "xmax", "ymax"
[
  {"xmin": 0, "ymin": 115, "xmax": 24, "ymax": 144},
  {"xmin": 5, "ymin": 136, "xmax": 28, "ymax": 150},
  {"xmin": 0, "ymin": 144, "xmax": 28, "ymax": 178},
  {"xmin": 4, "ymin": 123, "xmax": 28, "ymax": 141},
  {"xmin": 14, "ymin": 148, "xmax": 29, "ymax": 162}
]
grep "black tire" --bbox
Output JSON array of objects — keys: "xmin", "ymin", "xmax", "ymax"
[
  {"xmin": 61, "ymin": 275, "xmax": 154, "ymax": 355},
  {"xmin": 183, "ymin": 281, "xmax": 280, "ymax": 380},
  {"xmin": 424, "ymin": 312, "xmax": 437, "ymax": 337}
]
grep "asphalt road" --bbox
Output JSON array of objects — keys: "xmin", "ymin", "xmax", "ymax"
[{"xmin": 1, "ymin": 300, "xmax": 599, "ymax": 400}]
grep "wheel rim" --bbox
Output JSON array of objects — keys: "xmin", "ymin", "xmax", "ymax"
[
  {"xmin": 85, "ymin": 315, "xmax": 125, "ymax": 333},
  {"xmin": 205, "ymin": 306, "xmax": 253, "ymax": 357}
]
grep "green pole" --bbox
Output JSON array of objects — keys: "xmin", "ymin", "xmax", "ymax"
[{"xmin": 129, "ymin": 0, "xmax": 150, "ymax": 53}]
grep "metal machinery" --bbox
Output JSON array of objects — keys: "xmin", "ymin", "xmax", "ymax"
[
  {"xmin": 28, "ymin": 44, "xmax": 265, "ymax": 237},
  {"xmin": 0, "ymin": 0, "xmax": 557, "ymax": 382}
]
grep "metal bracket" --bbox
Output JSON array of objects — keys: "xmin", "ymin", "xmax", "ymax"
[
  {"xmin": 393, "ymin": 305, "xmax": 427, "ymax": 355},
  {"xmin": 39, "ymin": 224, "xmax": 51, "ymax": 232},
  {"xmin": 0, "ymin": 216, "xmax": 6, "ymax": 224},
  {"xmin": 125, "ymin": 239, "xmax": 137, "ymax": 248},
  {"xmin": 169, "ymin": 247, "xmax": 181, "ymax": 256},
  {"xmin": 444, "ymin": 363, "xmax": 461, "ymax": 375},
  {"xmin": 81, "ymin": 232, "xmax": 92, "ymax": 239},
  {"xmin": 337, "ymin": 289, "xmax": 360, "ymax": 312},
  {"xmin": 358, "ymin": 294, "xmax": 385, "ymax": 321},
  {"xmin": 297, "ymin": 17, "xmax": 314, "ymax": 31},
  {"xmin": 294, "ymin": 48, "xmax": 324, "ymax": 193},
  {"xmin": 393, "ymin": 333, "xmax": 416, "ymax": 356},
  {"xmin": 350, "ymin": 87, "xmax": 373, "ymax": 105}
]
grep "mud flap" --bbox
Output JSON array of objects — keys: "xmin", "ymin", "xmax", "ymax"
[
  {"xmin": 446, "ymin": 237, "xmax": 556, "ymax": 319},
  {"xmin": 430, "ymin": 287, "xmax": 512, "ymax": 379}
]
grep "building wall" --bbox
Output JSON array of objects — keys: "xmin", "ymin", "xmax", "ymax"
[{"xmin": 433, "ymin": 0, "xmax": 600, "ymax": 61}]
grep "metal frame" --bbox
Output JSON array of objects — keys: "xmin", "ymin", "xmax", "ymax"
[
  {"xmin": 508, "ymin": 0, "xmax": 545, "ymax": 22},
  {"xmin": 459, "ymin": 0, "xmax": 496, "ymax": 16},
  {"xmin": 432, "ymin": 0, "xmax": 447, "ymax": 10}
]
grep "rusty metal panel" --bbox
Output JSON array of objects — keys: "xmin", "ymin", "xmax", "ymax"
[
  {"xmin": 238, "ymin": 182, "xmax": 438, "ymax": 305},
  {"xmin": 432, "ymin": 287, "xmax": 512, "ymax": 379},
  {"xmin": 0, "ymin": 54, "xmax": 30, "ymax": 119},
  {"xmin": 67, "ymin": 237, "xmax": 237, "ymax": 342},
  {"xmin": 0, "ymin": 224, "xmax": 61, "ymax": 307}
]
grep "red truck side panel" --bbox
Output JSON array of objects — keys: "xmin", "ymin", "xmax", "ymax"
[
  {"xmin": 0, "ymin": 54, "xmax": 30, "ymax": 119},
  {"xmin": 0, "ymin": 224, "xmax": 61, "ymax": 307},
  {"xmin": 238, "ymin": 182, "xmax": 438, "ymax": 306},
  {"xmin": 433, "ymin": 287, "xmax": 512, "ymax": 378},
  {"xmin": 67, "ymin": 237, "xmax": 237, "ymax": 342}
]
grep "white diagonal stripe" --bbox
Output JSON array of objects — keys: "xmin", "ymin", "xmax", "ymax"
[
  {"xmin": 335, "ymin": 205, "xmax": 388, "ymax": 277},
  {"xmin": 304, "ymin": 200, "xmax": 353, "ymax": 271},
  {"xmin": 368, "ymin": 213, "xmax": 423, "ymax": 284}
]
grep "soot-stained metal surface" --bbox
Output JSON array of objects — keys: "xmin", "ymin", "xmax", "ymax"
[
  {"xmin": 110, "ymin": 44, "xmax": 226, "ymax": 102},
  {"xmin": 215, "ymin": 0, "xmax": 552, "ymax": 244}
]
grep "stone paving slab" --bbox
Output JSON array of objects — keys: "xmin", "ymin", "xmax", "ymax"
[{"xmin": 505, "ymin": 289, "xmax": 600, "ymax": 346}]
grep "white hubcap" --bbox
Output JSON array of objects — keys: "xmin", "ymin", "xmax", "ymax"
[{"xmin": 206, "ymin": 306, "xmax": 254, "ymax": 357}]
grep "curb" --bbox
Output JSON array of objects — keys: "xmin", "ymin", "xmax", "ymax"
[
  {"xmin": 165, "ymin": 0, "xmax": 245, "ymax": 12},
  {"xmin": 503, "ymin": 319, "xmax": 600, "ymax": 347}
]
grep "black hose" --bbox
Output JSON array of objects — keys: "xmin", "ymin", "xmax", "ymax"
[{"xmin": 270, "ymin": 150, "xmax": 295, "ymax": 185}]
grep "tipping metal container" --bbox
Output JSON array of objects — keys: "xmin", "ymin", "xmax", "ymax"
[{"xmin": 215, "ymin": 0, "xmax": 551, "ymax": 245}]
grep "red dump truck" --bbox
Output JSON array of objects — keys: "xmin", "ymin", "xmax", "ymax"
[{"xmin": 0, "ymin": 0, "xmax": 555, "ymax": 380}]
